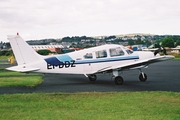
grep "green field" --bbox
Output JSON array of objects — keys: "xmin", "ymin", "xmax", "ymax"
[
  {"xmin": 0, "ymin": 69, "xmax": 43, "ymax": 87},
  {"xmin": 0, "ymin": 56, "xmax": 9, "ymax": 60},
  {"xmin": 0, "ymin": 92, "xmax": 180, "ymax": 120},
  {"xmin": 170, "ymin": 53, "xmax": 180, "ymax": 60}
]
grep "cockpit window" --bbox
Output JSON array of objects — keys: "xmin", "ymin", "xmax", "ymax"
[
  {"xmin": 126, "ymin": 49, "xmax": 133, "ymax": 54},
  {"xmin": 84, "ymin": 53, "xmax": 93, "ymax": 59},
  {"xmin": 96, "ymin": 50, "xmax": 107, "ymax": 58},
  {"xmin": 109, "ymin": 47, "xmax": 124, "ymax": 57},
  {"xmin": 124, "ymin": 47, "xmax": 133, "ymax": 54}
]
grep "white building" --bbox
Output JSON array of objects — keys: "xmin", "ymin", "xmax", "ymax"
[{"xmin": 31, "ymin": 45, "xmax": 64, "ymax": 52}]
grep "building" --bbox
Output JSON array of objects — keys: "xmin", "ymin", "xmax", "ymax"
[
  {"xmin": 131, "ymin": 44, "xmax": 147, "ymax": 51},
  {"xmin": 171, "ymin": 46, "xmax": 180, "ymax": 53},
  {"xmin": 31, "ymin": 45, "xmax": 64, "ymax": 53}
]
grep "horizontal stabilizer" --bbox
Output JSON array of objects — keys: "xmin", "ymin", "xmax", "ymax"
[{"xmin": 6, "ymin": 66, "xmax": 40, "ymax": 72}]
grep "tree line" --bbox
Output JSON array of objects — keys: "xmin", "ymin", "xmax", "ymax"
[{"xmin": 1, "ymin": 35, "xmax": 180, "ymax": 54}]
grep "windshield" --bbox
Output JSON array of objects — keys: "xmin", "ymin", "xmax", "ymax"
[{"xmin": 124, "ymin": 47, "xmax": 133, "ymax": 54}]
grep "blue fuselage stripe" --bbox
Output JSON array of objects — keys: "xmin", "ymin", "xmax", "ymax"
[
  {"xmin": 74, "ymin": 56, "xmax": 139, "ymax": 64},
  {"xmin": 44, "ymin": 55, "xmax": 139, "ymax": 65}
]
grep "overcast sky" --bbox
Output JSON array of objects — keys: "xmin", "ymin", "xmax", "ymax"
[{"xmin": 0, "ymin": 0, "xmax": 180, "ymax": 42}]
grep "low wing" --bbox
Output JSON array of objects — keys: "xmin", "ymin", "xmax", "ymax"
[
  {"xmin": 6, "ymin": 66, "xmax": 40, "ymax": 72},
  {"xmin": 96, "ymin": 55, "xmax": 174, "ymax": 73}
]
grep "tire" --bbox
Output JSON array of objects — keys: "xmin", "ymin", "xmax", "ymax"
[
  {"xmin": 114, "ymin": 76, "xmax": 124, "ymax": 85},
  {"xmin": 139, "ymin": 73, "xmax": 147, "ymax": 82},
  {"xmin": 88, "ymin": 74, "xmax": 97, "ymax": 81}
]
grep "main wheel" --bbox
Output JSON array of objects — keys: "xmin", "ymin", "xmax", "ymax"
[
  {"xmin": 88, "ymin": 74, "xmax": 97, "ymax": 81},
  {"xmin": 114, "ymin": 76, "xmax": 124, "ymax": 85},
  {"xmin": 139, "ymin": 73, "xmax": 147, "ymax": 82}
]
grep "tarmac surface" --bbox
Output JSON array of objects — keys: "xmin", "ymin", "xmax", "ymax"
[{"xmin": 0, "ymin": 60, "xmax": 180, "ymax": 94}]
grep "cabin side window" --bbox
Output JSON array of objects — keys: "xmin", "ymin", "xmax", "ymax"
[
  {"xmin": 84, "ymin": 53, "xmax": 93, "ymax": 59},
  {"xmin": 109, "ymin": 47, "xmax": 124, "ymax": 57},
  {"xmin": 96, "ymin": 50, "xmax": 107, "ymax": 58}
]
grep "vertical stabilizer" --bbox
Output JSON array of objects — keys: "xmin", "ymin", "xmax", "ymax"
[{"xmin": 7, "ymin": 34, "xmax": 42, "ymax": 65}]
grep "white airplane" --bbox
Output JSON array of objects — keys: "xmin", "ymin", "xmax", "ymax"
[{"xmin": 6, "ymin": 34, "xmax": 174, "ymax": 85}]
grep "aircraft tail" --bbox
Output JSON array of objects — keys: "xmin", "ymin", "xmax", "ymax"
[{"xmin": 7, "ymin": 34, "xmax": 42, "ymax": 65}]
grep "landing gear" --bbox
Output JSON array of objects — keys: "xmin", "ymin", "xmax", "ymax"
[
  {"xmin": 139, "ymin": 72, "xmax": 147, "ymax": 82},
  {"xmin": 113, "ymin": 76, "xmax": 124, "ymax": 85},
  {"xmin": 87, "ymin": 70, "xmax": 147, "ymax": 85},
  {"xmin": 112, "ymin": 70, "xmax": 124, "ymax": 85},
  {"xmin": 88, "ymin": 74, "xmax": 97, "ymax": 81}
]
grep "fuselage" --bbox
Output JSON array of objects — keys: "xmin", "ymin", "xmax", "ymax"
[{"xmin": 30, "ymin": 44, "xmax": 154, "ymax": 74}]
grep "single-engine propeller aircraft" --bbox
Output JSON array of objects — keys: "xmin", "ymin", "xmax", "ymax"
[{"xmin": 6, "ymin": 34, "xmax": 174, "ymax": 85}]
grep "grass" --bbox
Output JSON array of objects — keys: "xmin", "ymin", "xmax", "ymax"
[
  {"xmin": 0, "ymin": 69, "xmax": 43, "ymax": 87},
  {"xmin": 0, "ymin": 56, "xmax": 9, "ymax": 64},
  {"xmin": 0, "ymin": 56, "xmax": 9, "ymax": 60},
  {"xmin": 174, "ymin": 58, "xmax": 180, "ymax": 60},
  {"xmin": 168, "ymin": 53, "xmax": 180, "ymax": 60},
  {"xmin": 0, "ymin": 92, "xmax": 179, "ymax": 120}
]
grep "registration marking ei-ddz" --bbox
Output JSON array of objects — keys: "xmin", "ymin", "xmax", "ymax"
[{"xmin": 47, "ymin": 60, "xmax": 76, "ymax": 69}]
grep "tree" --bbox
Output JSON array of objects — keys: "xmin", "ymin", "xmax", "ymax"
[
  {"xmin": 154, "ymin": 40, "xmax": 161, "ymax": 48},
  {"xmin": 144, "ymin": 40, "xmax": 152, "ymax": 47},
  {"xmin": 61, "ymin": 37, "xmax": 71, "ymax": 42},
  {"xmin": 135, "ymin": 38, "xmax": 143, "ymax": 44},
  {"xmin": 161, "ymin": 37, "xmax": 174, "ymax": 48},
  {"xmin": 37, "ymin": 49, "xmax": 51, "ymax": 55},
  {"xmin": 128, "ymin": 39, "xmax": 134, "ymax": 45},
  {"xmin": 175, "ymin": 39, "xmax": 180, "ymax": 47}
]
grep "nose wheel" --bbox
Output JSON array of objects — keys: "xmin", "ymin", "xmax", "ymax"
[{"xmin": 139, "ymin": 72, "xmax": 147, "ymax": 82}]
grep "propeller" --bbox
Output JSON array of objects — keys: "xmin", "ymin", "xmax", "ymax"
[{"xmin": 154, "ymin": 47, "xmax": 167, "ymax": 56}]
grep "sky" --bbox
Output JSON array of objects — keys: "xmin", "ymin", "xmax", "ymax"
[{"xmin": 0, "ymin": 0, "xmax": 180, "ymax": 42}]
